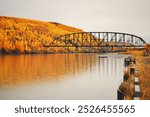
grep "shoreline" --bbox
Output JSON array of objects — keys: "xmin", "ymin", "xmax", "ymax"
[
  {"xmin": 119, "ymin": 50, "xmax": 150, "ymax": 100},
  {"xmin": 0, "ymin": 50, "xmax": 127, "ymax": 55}
]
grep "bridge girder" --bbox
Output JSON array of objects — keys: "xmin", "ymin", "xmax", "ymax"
[{"xmin": 44, "ymin": 32, "xmax": 147, "ymax": 48}]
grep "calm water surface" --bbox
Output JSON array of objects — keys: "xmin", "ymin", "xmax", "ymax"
[{"xmin": 0, "ymin": 53, "xmax": 127, "ymax": 99}]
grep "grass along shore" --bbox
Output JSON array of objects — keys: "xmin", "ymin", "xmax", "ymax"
[
  {"xmin": 119, "ymin": 50, "xmax": 150, "ymax": 100},
  {"xmin": 136, "ymin": 52, "xmax": 150, "ymax": 99}
]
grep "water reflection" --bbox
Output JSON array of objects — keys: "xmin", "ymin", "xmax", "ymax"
[
  {"xmin": 0, "ymin": 54, "xmax": 96, "ymax": 87},
  {"xmin": 0, "ymin": 53, "xmax": 126, "ymax": 100}
]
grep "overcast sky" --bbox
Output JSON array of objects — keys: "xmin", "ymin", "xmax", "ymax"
[{"xmin": 0, "ymin": 0, "xmax": 149, "ymax": 42}]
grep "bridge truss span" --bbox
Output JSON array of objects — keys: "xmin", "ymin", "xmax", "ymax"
[{"xmin": 45, "ymin": 32, "xmax": 147, "ymax": 48}]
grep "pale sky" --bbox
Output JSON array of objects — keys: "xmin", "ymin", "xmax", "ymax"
[{"xmin": 0, "ymin": 0, "xmax": 149, "ymax": 43}]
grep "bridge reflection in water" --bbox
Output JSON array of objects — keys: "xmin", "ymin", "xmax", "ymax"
[{"xmin": 0, "ymin": 53, "xmax": 127, "ymax": 99}]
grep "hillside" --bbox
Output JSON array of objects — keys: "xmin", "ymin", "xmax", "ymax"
[{"xmin": 0, "ymin": 16, "xmax": 83, "ymax": 54}]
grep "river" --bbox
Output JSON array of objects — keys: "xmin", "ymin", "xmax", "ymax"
[{"xmin": 0, "ymin": 53, "xmax": 127, "ymax": 100}]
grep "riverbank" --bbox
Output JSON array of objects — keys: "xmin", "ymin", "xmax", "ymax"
[
  {"xmin": 120, "ymin": 50, "xmax": 150, "ymax": 100},
  {"xmin": 136, "ymin": 53, "xmax": 150, "ymax": 99}
]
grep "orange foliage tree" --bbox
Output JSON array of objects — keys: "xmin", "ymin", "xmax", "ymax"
[{"xmin": 0, "ymin": 16, "xmax": 83, "ymax": 54}]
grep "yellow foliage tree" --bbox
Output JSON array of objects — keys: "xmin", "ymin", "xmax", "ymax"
[{"xmin": 0, "ymin": 16, "xmax": 83, "ymax": 54}]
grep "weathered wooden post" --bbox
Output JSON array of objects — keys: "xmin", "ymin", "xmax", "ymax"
[
  {"xmin": 130, "ymin": 67, "xmax": 135, "ymax": 75},
  {"xmin": 134, "ymin": 77, "xmax": 141, "ymax": 100},
  {"xmin": 117, "ymin": 90, "xmax": 124, "ymax": 100},
  {"xmin": 134, "ymin": 77, "xmax": 139, "ymax": 85},
  {"xmin": 133, "ymin": 58, "xmax": 136, "ymax": 64},
  {"xmin": 124, "ymin": 57, "xmax": 132, "ymax": 67},
  {"xmin": 123, "ymin": 74, "xmax": 129, "ymax": 82}
]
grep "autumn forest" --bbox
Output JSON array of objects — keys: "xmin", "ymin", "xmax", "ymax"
[{"xmin": 0, "ymin": 16, "xmax": 83, "ymax": 54}]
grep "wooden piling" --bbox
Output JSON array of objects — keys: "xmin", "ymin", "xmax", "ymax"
[
  {"xmin": 134, "ymin": 77, "xmax": 141, "ymax": 100},
  {"xmin": 117, "ymin": 90, "xmax": 124, "ymax": 100},
  {"xmin": 130, "ymin": 68, "xmax": 135, "ymax": 75}
]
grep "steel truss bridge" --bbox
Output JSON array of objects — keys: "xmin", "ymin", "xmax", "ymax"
[{"xmin": 44, "ymin": 32, "xmax": 147, "ymax": 48}]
